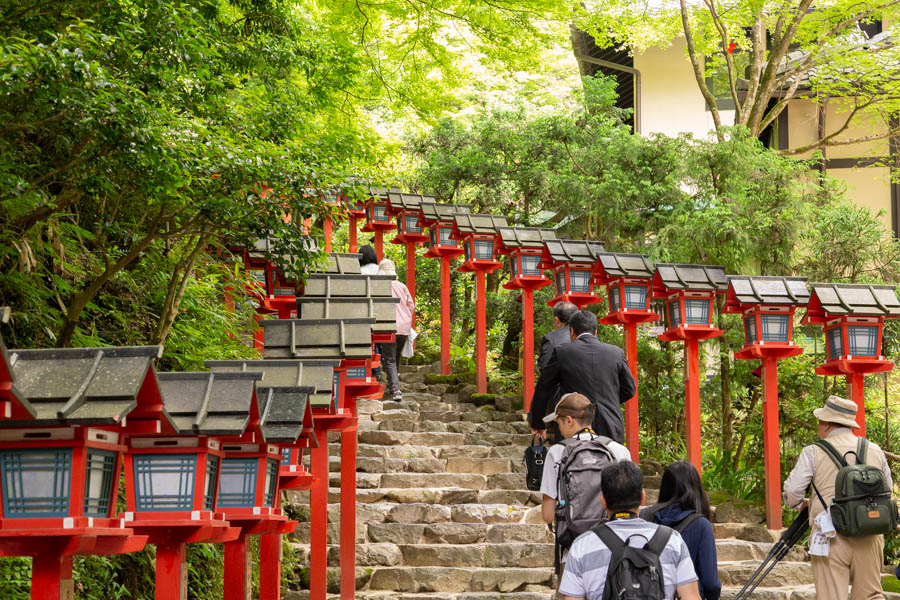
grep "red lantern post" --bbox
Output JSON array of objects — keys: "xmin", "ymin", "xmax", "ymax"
[
  {"xmin": 134, "ymin": 371, "xmax": 278, "ymax": 600},
  {"xmin": 652, "ymin": 264, "xmax": 729, "ymax": 475},
  {"xmin": 496, "ymin": 226, "xmax": 557, "ymax": 413},
  {"xmin": 262, "ymin": 317, "xmax": 379, "ymax": 600},
  {"xmin": 361, "ymin": 187, "xmax": 399, "ymax": 261},
  {"xmin": 539, "ymin": 239, "xmax": 605, "ymax": 309},
  {"xmin": 421, "ymin": 203, "xmax": 472, "ymax": 375},
  {"xmin": 387, "ymin": 192, "xmax": 436, "ymax": 330},
  {"xmin": 207, "ymin": 359, "xmax": 332, "ymax": 600},
  {"xmin": 0, "ymin": 345, "xmax": 171, "ymax": 600},
  {"xmin": 724, "ymin": 276, "xmax": 810, "ymax": 529},
  {"xmin": 594, "ymin": 253, "xmax": 659, "ymax": 462},
  {"xmin": 803, "ymin": 283, "xmax": 900, "ymax": 435},
  {"xmin": 345, "ymin": 195, "xmax": 366, "ymax": 254},
  {"xmin": 451, "ymin": 214, "xmax": 509, "ymax": 393}
]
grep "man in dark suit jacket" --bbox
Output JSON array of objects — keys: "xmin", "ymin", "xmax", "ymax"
[
  {"xmin": 528, "ymin": 310, "xmax": 636, "ymax": 443},
  {"xmin": 538, "ymin": 301, "xmax": 578, "ymax": 371}
]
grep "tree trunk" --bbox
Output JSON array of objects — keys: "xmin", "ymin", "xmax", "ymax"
[
  {"xmin": 732, "ymin": 384, "xmax": 760, "ymax": 469},
  {"xmin": 717, "ymin": 296, "xmax": 734, "ymax": 462},
  {"xmin": 151, "ymin": 232, "xmax": 209, "ymax": 345},
  {"xmin": 57, "ymin": 232, "xmax": 159, "ymax": 347}
]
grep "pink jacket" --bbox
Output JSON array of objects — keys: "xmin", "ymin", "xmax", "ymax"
[{"xmin": 391, "ymin": 280, "xmax": 415, "ymax": 335}]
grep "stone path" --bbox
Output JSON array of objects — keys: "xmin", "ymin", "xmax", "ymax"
[{"xmin": 285, "ymin": 362, "xmax": 897, "ymax": 599}]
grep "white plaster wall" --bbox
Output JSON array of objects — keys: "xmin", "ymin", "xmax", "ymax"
[{"xmin": 633, "ymin": 38, "xmax": 734, "ymax": 139}]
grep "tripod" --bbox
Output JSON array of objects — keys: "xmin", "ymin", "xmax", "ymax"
[{"xmin": 732, "ymin": 507, "xmax": 810, "ymax": 599}]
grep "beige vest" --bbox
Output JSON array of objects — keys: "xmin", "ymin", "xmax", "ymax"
[{"xmin": 810, "ymin": 432, "xmax": 885, "ymax": 526}]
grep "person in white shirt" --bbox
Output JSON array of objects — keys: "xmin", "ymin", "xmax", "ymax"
[{"xmin": 540, "ymin": 393, "xmax": 631, "ymax": 525}]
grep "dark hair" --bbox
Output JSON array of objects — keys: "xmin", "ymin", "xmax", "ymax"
[
  {"xmin": 657, "ymin": 461, "xmax": 711, "ymax": 520},
  {"xmin": 569, "ymin": 310, "xmax": 598, "ymax": 335},
  {"xmin": 358, "ymin": 245, "xmax": 377, "ymax": 266},
  {"xmin": 553, "ymin": 302, "xmax": 578, "ymax": 325},
  {"xmin": 601, "ymin": 461, "xmax": 643, "ymax": 512}
]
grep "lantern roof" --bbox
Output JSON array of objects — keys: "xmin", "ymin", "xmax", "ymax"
[
  {"xmin": 156, "ymin": 371, "xmax": 261, "ymax": 437},
  {"xmin": 496, "ymin": 226, "xmax": 557, "ymax": 252},
  {"xmin": 0, "ymin": 308, "xmax": 34, "ymax": 420},
  {"xmin": 297, "ymin": 297, "xmax": 399, "ymax": 335},
  {"xmin": 257, "ymin": 386, "xmax": 315, "ymax": 443},
  {"xmin": 302, "ymin": 273, "xmax": 394, "ymax": 299},
  {"xmin": 652, "ymin": 263, "xmax": 729, "ymax": 294},
  {"xmin": 248, "ymin": 234, "xmax": 317, "ymax": 259},
  {"xmin": 206, "ymin": 359, "xmax": 339, "ymax": 410},
  {"xmin": 317, "ymin": 253, "xmax": 362, "ymax": 275},
  {"xmin": 541, "ymin": 239, "xmax": 605, "ymax": 267},
  {"xmin": 725, "ymin": 276, "xmax": 810, "ymax": 311},
  {"xmin": 7, "ymin": 345, "xmax": 168, "ymax": 426},
  {"xmin": 804, "ymin": 283, "xmax": 900, "ymax": 323},
  {"xmin": 261, "ymin": 318, "xmax": 376, "ymax": 360},
  {"xmin": 420, "ymin": 202, "xmax": 472, "ymax": 224},
  {"xmin": 452, "ymin": 214, "xmax": 509, "ymax": 237},
  {"xmin": 595, "ymin": 252, "xmax": 655, "ymax": 281},
  {"xmin": 387, "ymin": 192, "xmax": 436, "ymax": 213},
  {"xmin": 369, "ymin": 186, "xmax": 403, "ymax": 200}
]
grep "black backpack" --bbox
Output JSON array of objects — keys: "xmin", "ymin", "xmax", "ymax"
[
  {"xmin": 812, "ymin": 438, "xmax": 898, "ymax": 537},
  {"xmin": 524, "ymin": 437, "xmax": 548, "ymax": 492},
  {"xmin": 639, "ymin": 504, "xmax": 703, "ymax": 535},
  {"xmin": 593, "ymin": 522, "xmax": 672, "ymax": 600}
]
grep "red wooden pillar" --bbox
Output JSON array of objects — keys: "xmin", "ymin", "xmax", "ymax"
[
  {"xmin": 761, "ymin": 358, "xmax": 783, "ymax": 530},
  {"xmin": 223, "ymin": 533, "xmax": 251, "ymax": 600},
  {"xmin": 340, "ymin": 425, "xmax": 358, "ymax": 599},
  {"xmin": 406, "ymin": 243, "xmax": 417, "ymax": 329},
  {"xmin": 349, "ymin": 217, "xmax": 358, "ymax": 253},
  {"xmin": 847, "ymin": 373, "xmax": 867, "ymax": 435},
  {"xmin": 309, "ymin": 428, "xmax": 329, "ymax": 600},
  {"xmin": 624, "ymin": 324, "xmax": 640, "ymax": 462},
  {"xmin": 155, "ymin": 543, "xmax": 188, "ymax": 600},
  {"xmin": 253, "ymin": 314, "xmax": 265, "ymax": 352},
  {"xmin": 522, "ymin": 288, "xmax": 535, "ymax": 413},
  {"xmin": 440, "ymin": 256, "xmax": 451, "ymax": 375},
  {"xmin": 324, "ymin": 218, "xmax": 333, "ymax": 253},
  {"xmin": 375, "ymin": 232, "xmax": 384, "ymax": 262},
  {"xmin": 684, "ymin": 338, "xmax": 702, "ymax": 475},
  {"xmin": 31, "ymin": 553, "xmax": 73, "ymax": 600},
  {"xmin": 475, "ymin": 271, "xmax": 487, "ymax": 394},
  {"xmin": 259, "ymin": 534, "xmax": 282, "ymax": 600}
]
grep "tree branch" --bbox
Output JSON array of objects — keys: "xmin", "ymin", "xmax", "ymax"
[
  {"xmin": 703, "ymin": 0, "xmax": 742, "ymax": 120},
  {"xmin": 679, "ymin": 0, "xmax": 723, "ymax": 139}
]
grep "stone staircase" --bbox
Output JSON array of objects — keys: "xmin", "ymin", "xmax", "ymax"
[{"xmin": 284, "ymin": 361, "xmax": 862, "ymax": 600}]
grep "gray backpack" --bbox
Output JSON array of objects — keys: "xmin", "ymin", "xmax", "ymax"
[{"xmin": 555, "ymin": 434, "xmax": 616, "ymax": 549}]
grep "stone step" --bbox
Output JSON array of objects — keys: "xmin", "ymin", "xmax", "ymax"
[
  {"xmin": 328, "ymin": 542, "xmax": 555, "ymax": 568},
  {"xmin": 356, "ymin": 430, "xmax": 532, "ymax": 447},
  {"xmin": 367, "ymin": 566, "xmax": 555, "ymax": 593},
  {"xmin": 305, "ymin": 592, "xmax": 554, "ymax": 600},
  {"xmin": 718, "ymin": 561, "xmax": 813, "ymax": 587},
  {"xmin": 719, "ymin": 587, "xmax": 815, "ymax": 600},
  {"xmin": 715, "ymin": 539, "xmax": 806, "ymax": 562}
]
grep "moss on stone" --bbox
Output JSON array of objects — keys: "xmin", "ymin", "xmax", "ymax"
[{"xmin": 424, "ymin": 373, "xmax": 459, "ymax": 385}]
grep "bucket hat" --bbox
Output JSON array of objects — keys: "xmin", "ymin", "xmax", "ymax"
[{"xmin": 813, "ymin": 395, "xmax": 860, "ymax": 429}]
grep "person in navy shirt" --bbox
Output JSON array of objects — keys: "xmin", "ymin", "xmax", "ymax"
[{"xmin": 641, "ymin": 461, "xmax": 721, "ymax": 600}]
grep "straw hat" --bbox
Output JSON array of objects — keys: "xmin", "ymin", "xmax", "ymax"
[
  {"xmin": 813, "ymin": 395, "xmax": 860, "ymax": 429},
  {"xmin": 543, "ymin": 393, "xmax": 593, "ymax": 423},
  {"xmin": 377, "ymin": 259, "xmax": 397, "ymax": 276}
]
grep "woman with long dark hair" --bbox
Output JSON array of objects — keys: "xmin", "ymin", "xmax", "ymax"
[{"xmin": 640, "ymin": 461, "xmax": 721, "ymax": 600}]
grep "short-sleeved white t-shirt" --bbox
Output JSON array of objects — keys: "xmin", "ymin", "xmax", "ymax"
[
  {"xmin": 539, "ymin": 432, "xmax": 632, "ymax": 500},
  {"xmin": 559, "ymin": 518, "xmax": 698, "ymax": 599}
]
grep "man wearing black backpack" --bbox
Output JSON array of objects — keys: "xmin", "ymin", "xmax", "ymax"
[
  {"xmin": 783, "ymin": 396, "xmax": 896, "ymax": 600},
  {"xmin": 539, "ymin": 393, "xmax": 631, "ymax": 572},
  {"xmin": 559, "ymin": 461, "xmax": 701, "ymax": 600}
]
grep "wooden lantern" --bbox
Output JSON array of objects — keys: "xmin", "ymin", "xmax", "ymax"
[
  {"xmin": 420, "ymin": 203, "xmax": 472, "ymax": 375},
  {"xmin": 2, "ymin": 345, "xmax": 173, "ymax": 600},
  {"xmin": 803, "ymin": 283, "xmax": 900, "ymax": 435},
  {"xmin": 724, "ymin": 275, "xmax": 810, "ymax": 530},
  {"xmin": 539, "ymin": 239, "xmax": 605, "ymax": 308}
]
